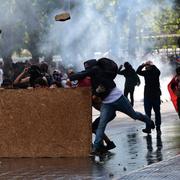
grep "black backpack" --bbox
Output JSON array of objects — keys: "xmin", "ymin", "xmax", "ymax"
[{"xmin": 97, "ymin": 57, "xmax": 118, "ymax": 79}]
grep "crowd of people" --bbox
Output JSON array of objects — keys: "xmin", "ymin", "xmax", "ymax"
[
  {"xmin": 0, "ymin": 60, "xmax": 80, "ymax": 90},
  {"xmin": 69, "ymin": 58, "xmax": 161, "ymax": 155},
  {"xmin": 0, "ymin": 57, "xmax": 168, "ymax": 155}
]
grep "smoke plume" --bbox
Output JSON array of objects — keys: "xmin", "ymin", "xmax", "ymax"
[{"xmin": 0, "ymin": 0, "xmax": 176, "ymax": 100}]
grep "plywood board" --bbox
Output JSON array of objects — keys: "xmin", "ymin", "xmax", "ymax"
[{"xmin": 0, "ymin": 88, "xmax": 92, "ymax": 157}]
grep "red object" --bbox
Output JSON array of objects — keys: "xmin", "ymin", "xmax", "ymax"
[
  {"xmin": 168, "ymin": 76, "xmax": 178, "ymax": 112},
  {"xmin": 78, "ymin": 77, "xmax": 91, "ymax": 87}
]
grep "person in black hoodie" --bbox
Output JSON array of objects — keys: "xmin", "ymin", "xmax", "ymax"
[
  {"xmin": 69, "ymin": 58, "xmax": 155, "ymax": 154},
  {"xmin": 136, "ymin": 61, "xmax": 161, "ymax": 135},
  {"xmin": 118, "ymin": 62, "xmax": 140, "ymax": 107}
]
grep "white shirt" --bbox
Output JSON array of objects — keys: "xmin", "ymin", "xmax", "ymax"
[{"xmin": 102, "ymin": 87, "xmax": 123, "ymax": 104}]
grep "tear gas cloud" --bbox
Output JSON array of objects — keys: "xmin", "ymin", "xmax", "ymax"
[
  {"xmin": 40, "ymin": 0, "xmax": 174, "ymax": 101},
  {"xmin": 0, "ymin": 0, "xmax": 42, "ymax": 57},
  {"xmin": 40, "ymin": 0, "xmax": 173, "ymax": 65},
  {"xmin": 0, "ymin": 0, "xmax": 176, "ymax": 100}
]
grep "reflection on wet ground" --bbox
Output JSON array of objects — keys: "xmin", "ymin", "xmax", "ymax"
[
  {"xmin": 0, "ymin": 102, "xmax": 180, "ymax": 179},
  {"xmin": 145, "ymin": 134, "xmax": 163, "ymax": 165}
]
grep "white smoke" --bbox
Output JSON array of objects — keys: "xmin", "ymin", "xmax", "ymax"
[
  {"xmin": 40, "ymin": 0, "xmax": 174, "ymax": 64},
  {"xmin": 39, "ymin": 0, "xmax": 177, "ymax": 100},
  {"xmin": 0, "ymin": 0, "xmax": 41, "ymax": 57},
  {"xmin": 0, "ymin": 0, "xmax": 176, "ymax": 100}
]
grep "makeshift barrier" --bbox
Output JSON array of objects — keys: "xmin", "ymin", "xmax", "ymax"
[{"xmin": 0, "ymin": 88, "xmax": 92, "ymax": 157}]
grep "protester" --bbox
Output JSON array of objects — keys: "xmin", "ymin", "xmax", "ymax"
[
  {"xmin": 63, "ymin": 68, "xmax": 79, "ymax": 88},
  {"xmin": 40, "ymin": 62, "xmax": 53, "ymax": 86},
  {"xmin": 13, "ymin": 65, "xmax": 44, "ymax": 88},
  {"xmin": 33, "ymin": 76, "xmax": 49, "ymax": 88},
  {"xmin": 61, "ymin": 73, "xmax": 69, "ymax": 88},
  {"xmin": 50, "ymin": 70, "xmax": 63, "ymax": 88},
  {"xmin": 118, "ymin": 62, "xmax": 140, "ymax": 106},
  {"xmin": 136, "ymin": 61, "xmax": 162, "ymax": 135},
  {"xmin": 69, "ymin": 58, "xmax": 155, "ymax": 154}
]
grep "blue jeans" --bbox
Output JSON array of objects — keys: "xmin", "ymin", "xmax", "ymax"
[
  {"xmin": 144, "ymin": 96, "xmax": 161, "ymax": 128},
  {"xmin": 94, "ymin": 95, "xmax": 151, "ymax": 149}
]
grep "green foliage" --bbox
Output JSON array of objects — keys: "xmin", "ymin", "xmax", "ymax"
[{"xmin": 152, "ymin": 1, "xmax": 180, "ymax": 48}]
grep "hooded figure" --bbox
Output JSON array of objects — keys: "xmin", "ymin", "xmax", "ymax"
[
  {"xmin": 118, "ymin": 61, "xmax": 140, "ymax": 107},
  {"xmin": 136, "ymin": 61, "xmax": 161, "ymax": 135}
]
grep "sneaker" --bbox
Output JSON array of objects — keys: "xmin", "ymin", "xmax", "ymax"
[
  {"xmin": 106, "ymin": 141, "xmax": 116, "ymax": 150},
  {"xmin": 142, "ymin": 120, "xmax": 155, "ymax": 134}
]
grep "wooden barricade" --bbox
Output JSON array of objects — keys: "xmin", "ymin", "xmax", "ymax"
[{"xmin": 0, "ymin": 88, "xmax": 92, "ymax": 157}]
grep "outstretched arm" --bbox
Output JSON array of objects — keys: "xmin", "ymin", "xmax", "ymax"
[
  {"xmin": 69, "ymin": 67, "xmax": 97, "ymax": 81},
  {"xmin": 69, "ymin": 70, "xmax": 89, "ymax": 81}
]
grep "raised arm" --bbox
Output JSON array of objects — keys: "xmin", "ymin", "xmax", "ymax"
[
  {"xmin": 13, "ymin": 68, "xmax": 30, "ymax": 85},
  {"xmin": 136, "ymin": 64, "xmax": 146, "ymax": 76},
  {"xmin": 117, "ymin": 65, "xmax": 126, "ymax": 75}
]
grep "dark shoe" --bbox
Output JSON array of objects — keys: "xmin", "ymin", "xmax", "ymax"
[
  {"xmin": 89, "ymin": 147, "xmax": 100, "ymax": 156},
  {"xmin": 99, "ymin": 144, "xmax": 108, "ymax": 153},
  {"xmin": 106, "ymin": 141, "xmax": 116, "ymax": 150},
  {"xmin": 90, "ymin": 144, "xmax": 108, "ymax": 156},
  {"xmin": 142, "ymin": 120, "xmax": 155, "ymax": 134},
  {"xmin": 142, "ymin": 128, "xmax": 151, "ymax": 134}
]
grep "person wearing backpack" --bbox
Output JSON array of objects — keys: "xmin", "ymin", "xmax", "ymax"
[
  {"xmin": 69, "ymin": 57, "xmax": 155, "ymax": 155},
  {"xmin": 118, "ymin": 62, "xmax": 140, "ymax": 107}
]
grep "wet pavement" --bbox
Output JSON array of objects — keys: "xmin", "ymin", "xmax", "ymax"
[
  {"xmin": 119, "ymin": 154, "xmax": 180, "ymax": 180},
  {"xmin": 0, "ymin": 101, "xmax": 180, "ymax": 179}
]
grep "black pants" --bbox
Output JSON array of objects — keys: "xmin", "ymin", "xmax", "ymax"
[
  {"xmin": 124, "ymin": 85, "xmax": 135, "ymax": 107},
  {"xmin": 144, "ymin": 96, "xmax": 161, "ymax": 129}
]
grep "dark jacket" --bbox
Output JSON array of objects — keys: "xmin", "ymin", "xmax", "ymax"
[
  {"xmin": 118, "ymin": 66, "xmax": 140, "ymax": 87},
  {"xmin": 69, "ymin": 60, "xmax": 116, "ymax": 100},
  {"xmin": 136, "ymin": 64, "xmax": 161, "ymax": 98}
]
